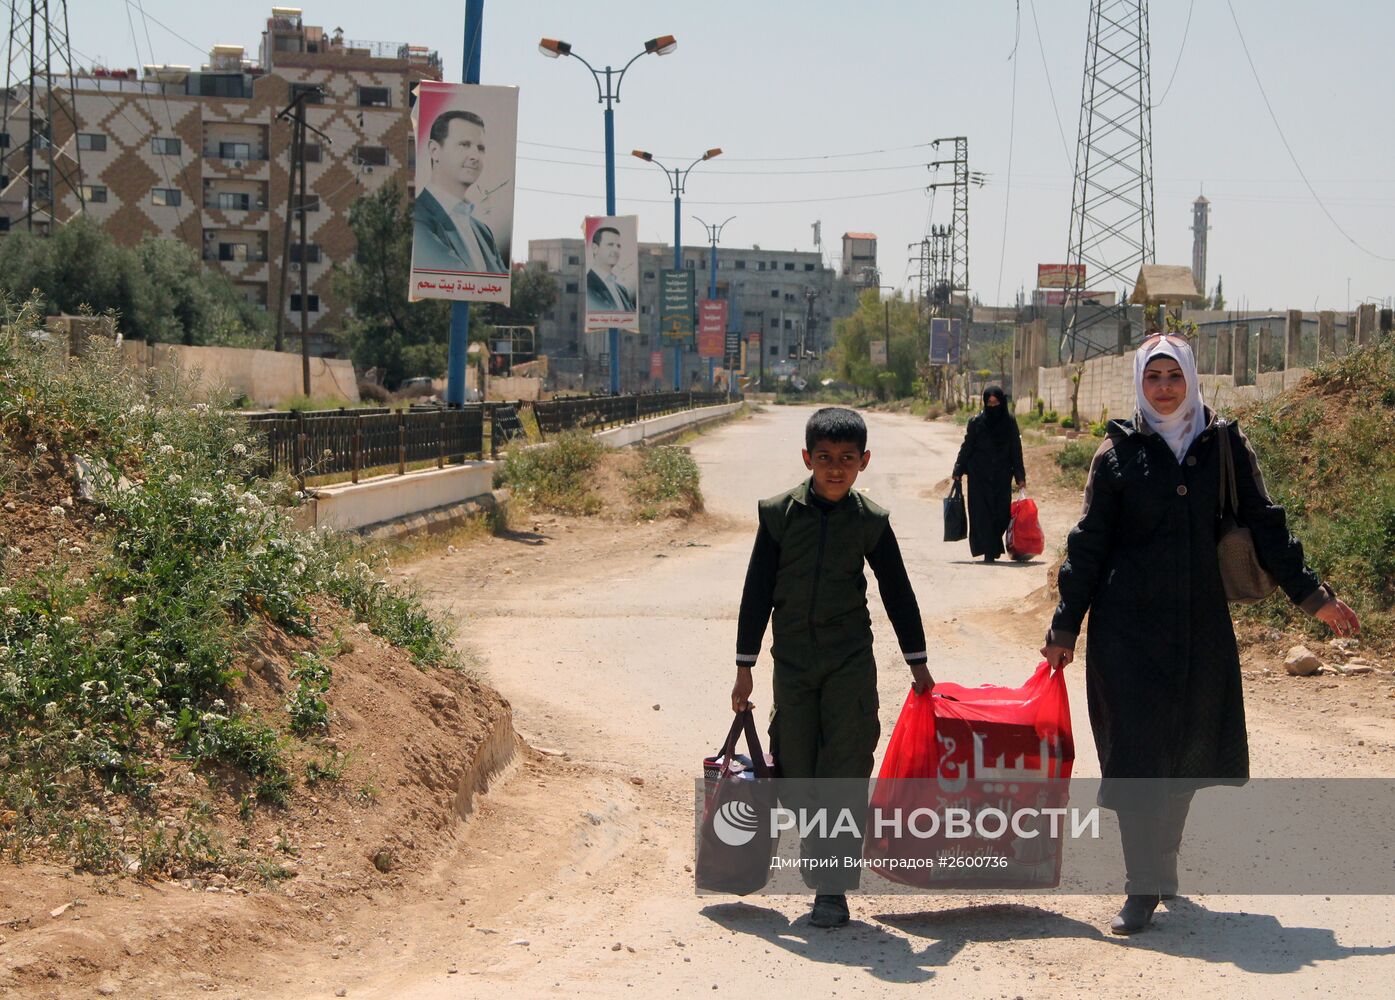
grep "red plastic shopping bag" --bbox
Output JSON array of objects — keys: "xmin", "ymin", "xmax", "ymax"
[
  {"xmin": 1007, "ymin": 490, "xmax": 1044, "ymax": 561},
  {"xmin": 864, "ymin": 663, "xmax": 1074, "ymax": 889}
]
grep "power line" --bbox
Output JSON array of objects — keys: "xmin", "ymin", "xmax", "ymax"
[
  {"xmin": 517, "ymin": 184, "xmax": 928, "ymax": 206},
  {"xmin": 517, "ymin": 138, "xmax": 940, "ymax": 163},
  {"xmin": 1151, "ymin": 0, "xmax": 1195, "ymax": 109},
  {"xmin": 1225, "ymin": 0, "xmax": 1395, "ymax": 262},
  {"xmin": 995, "ymin": 1, "xmax": 1021, "ymax": 309},
  {"xmin": 1027, "ymin": 0, "xmax": 1074, "ymax": 172},
  {"xmin": 517, "ymin": 154, "xmax": 936, "ymax": 177}
]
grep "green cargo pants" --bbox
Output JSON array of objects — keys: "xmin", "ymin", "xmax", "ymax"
[{"xmin": 769, "ymin": 643, "xmax": 880, "ymax": 892}]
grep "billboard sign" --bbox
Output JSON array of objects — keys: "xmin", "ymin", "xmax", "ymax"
[
  {"xmin": 660, "ymin": 269, "xmax": 695, "ymax": 343},
  {"xmin": 583, "ymin": 215, "xmax": 640, "ymax": 332},
  {"xmin": 1037, "ymin": 264, "xmax": 1086, "ymax": 289},
  {"xmin": 409, "ymin": 81, "xmax": 518, "ymax": 304},
  {"xmin": 697, "ymin": 299, "xmax": 728, "ymax": 359},
  {"xmin": 929, "ymin": 317, "xmax": 963, "ymax": 366},
  {"xmin": 869, "ymin": 339, "xmax": 887, "ymax": 367}
]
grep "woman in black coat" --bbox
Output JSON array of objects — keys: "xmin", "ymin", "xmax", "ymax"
[
  {"xmin": 1041, "ymin": 334, "xmax": 1358, "ymax": 936},
  {"xmin": 952, "ymin": 386, "xmax": 1025, "ymax": 562}
]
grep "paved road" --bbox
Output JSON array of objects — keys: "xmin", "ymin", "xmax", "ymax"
[{"xmin": 381, "ymin": 404, "xmax": 1392, "ymax": 1000}]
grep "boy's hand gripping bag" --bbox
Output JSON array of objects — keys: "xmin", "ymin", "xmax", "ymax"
[
  {"xmin": 1006, "ymin": 489, "xmax": 1044, "ymax": 561},
  {"xmin": 696, "ymin": 709, "xmax": 778, "ymax": 895},
  {"xmin": 943, "ymin": 480, "xmax": 968, "ymax": 542},
  {"xmin": 864, "ymin": 663, "xmax": 1073, "ymax": 889}
]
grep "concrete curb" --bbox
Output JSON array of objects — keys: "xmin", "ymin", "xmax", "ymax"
[{"xmin": 359, "ymin": 488, "xmax": 511, "ymax": 542}]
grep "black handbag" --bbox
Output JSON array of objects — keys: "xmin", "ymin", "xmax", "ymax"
[
  {"xmin": 943, "ymin": 480, "xmax": 968, "ymax": 542},
  {"xmin": 1216, "ymin": 419, "xmax": 1279, "ymax": 604},
  {"xmin": 695, "ymin": 709, "xmax": 778, "ymax": 895}
]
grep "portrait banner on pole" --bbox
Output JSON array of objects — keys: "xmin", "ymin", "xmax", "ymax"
[
  {"xmin": 870, "ymin": 339, "xmax": 888, "ymax": 367},
  {"xmin": 409, "ymin": 81, "xmax": 518, "ymax": 304},
  {"xmin": 650, "ymin": 351, "xmax": 664, "ymax": 379},
  {"xmin": 584, "ymin": 215, "xmax": 639, "ymax": 332},
  {"xmin": 698, "ymin": 299, "xmax": 728, "ymax": 359},
  {"xmin": 660, "ymin": 269, "xmax": 695, "ymax": 344},
  {"xmin": 723, "ymin": 326, "xmax": 741, "ymax": 368}
]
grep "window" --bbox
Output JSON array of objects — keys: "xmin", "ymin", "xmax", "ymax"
[
  {"xmin": 302, "ymin": 143, "xmax": 323, "ymax": 163},
  {"xmin": 640, "ymin": 305, "xmax": 650, "ymax": 316},
  {"xmin": 151, "ymin": 187, "xmax": 182, "ymax": 207},
  {"xmin": 292, "ymin": 194, "xmax": 319, "ymax": 213},
  {"xmin": 81, "ymin": 184, "xmax": 107, "ymax": 203},
  {"xmin": 757, "ymin": 261, "xmax": 766, "ymax": 271},
  {"xmin": 784, "ymin": 319, "xmax": 793, "ymax": 329},
  {"xmin": 77, "ymin": 133, "xmax": 106, "ymax": 152},
  {"xmin": 218, "ymin": 243, "xmax": 248, "ymax": 262},
  {"xmin": 735, "ymin": 260, "xmax": 746, "ymax": 270},
  {"xmin": 289, "ymin": 293, "xmax": 320, "ymax": 312},
  {"xmin": 564, "ymin": 281, "xmax": 579, "ymax": 294},
  {"xmin": 643, "ymin": 271, "xmax": 656, "ymax": 280},
  {"xmin": 0, "ymin": 217, "xmax": 9, "ymax": 231},
  {"xmin": 358, "ymin": 86, "xmax": 391, "ymax": 108},
  {"xmin": 196, "ymin": 74, "xmax": 250, "ymax": 99},
  {"xmin": 769, "ymin": 318, "xmax": 778, "ymax": 329},
  {"xmin": 569, "ymin": 311, "xmax": 578, "ymax": 323},
  {"xmin": 151, "ymin": 137, "xmax": 181, "ymax": 155},
  {"xmin": 568, "ymin": 255, "xmax": 581, "ymax": 266},
  {"xmin": 216, "ymin": 191, "xmax": 251, "ymax": 211},
  {"xmin": 219, "ymin": 141, "xmax": 251, "ymax": 160},
  {"xmin": 804, "ymin": 263, "xmax": 815, "ymax": 272},
  {"xmin": 639, "ymin": 334, "xmax": 649, "ymax": 346},
  {"xmin": 354, "ymin": 145, "xmax": 388, "ymax": 167},
  {"xmin": 290, "ymin": 243, "xmax": 321, "ymax": 264},
  {"xmin": 0, "ymin": 133, "xmax": 8, "ymax": 148},
  {"xmin": 769, "ymin": 344, "xmax": 778, "ymax": 355},
  {"xmin": 784, "ymin": 262, "xmax": 795, "ymax": 271},
  {"xmin": 289, "ymin": 83, "xmax": 323, "ymax": 105},
  {"xmin": 684, "ymin": 259, "xmax": 695, "ymax": 269},
  {"xmin": 769, "ymin": 289, "xmax": 779, "ymax": 298}
]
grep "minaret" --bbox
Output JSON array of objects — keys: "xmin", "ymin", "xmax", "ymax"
[{"xmin": 1191, "ymin": 191, "xmax": 1211, "ymax": 295}]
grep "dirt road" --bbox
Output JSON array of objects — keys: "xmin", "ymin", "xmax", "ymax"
[{"xmin": 377, "ymin": 405, "xmax": 1393, "ymax": 999}]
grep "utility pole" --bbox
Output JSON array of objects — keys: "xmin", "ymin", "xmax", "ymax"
[
  {"xmin": 274, "ymin": 85, "xmax": 328, "ymax": 373},
  {"xmin": 927, "ymin": 137, "xmax": 972, "ymax": 307}
]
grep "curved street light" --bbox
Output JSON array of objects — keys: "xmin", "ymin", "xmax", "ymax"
[
  {"xmin": 632, "ymin": 148, "xmax": 723, "ymax": 390},
  {"xmin": 538, "ymin": 35, "xmax": 677, "ymax": 393}
]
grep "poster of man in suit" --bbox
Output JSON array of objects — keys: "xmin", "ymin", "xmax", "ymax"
[
  {"xmin": 583, "ymin": 215, "xmax": 639, "ymax": 333},
  {"xmin": 409, "ymin": 81, "xmax": 518, "ymax": 305}
]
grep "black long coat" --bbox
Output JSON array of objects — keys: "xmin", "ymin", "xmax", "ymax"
[
  {"xmin": 953, "ymin": 412, "xmax": 1026, "ymax": 558},
  {"xmin": 1048, "ymin": 412, "xmax": 1330, "ymax": 802}
]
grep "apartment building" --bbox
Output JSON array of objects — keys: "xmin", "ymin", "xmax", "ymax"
[
  {"xmin": 528, "ymin": 238, "xmax": 870, "ymax": 391},
  {"xmin": 0, "ymin": 6, "xmax": 440, "ymax": 353}
]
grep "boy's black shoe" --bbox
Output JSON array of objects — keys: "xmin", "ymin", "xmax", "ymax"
[
  {"xmin": 1109, "ymin": 894, "xmax": 1160, "ymax": 935},
  {"xmin": 809, "ymin": 894, "xmax": 850, "ymax": 928}
]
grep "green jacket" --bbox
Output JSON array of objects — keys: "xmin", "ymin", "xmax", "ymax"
[{"xmin": 758, "ymin": 481, "xmax": 890, "ymax": 658}]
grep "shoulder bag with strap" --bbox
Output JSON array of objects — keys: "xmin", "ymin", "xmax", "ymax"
[{"xmin": 1216, "ymin": 419, "xmax": 1280, "ymax": 604}]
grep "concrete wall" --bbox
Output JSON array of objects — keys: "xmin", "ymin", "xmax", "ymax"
[
  {"xmin": 593, "ymin": 402, "xmax": 744, "ymax": 448},
  {"xmin": 1023, "ymin": 352, "xmax": 1309, "ymax": 424},
  {"xmin": 310, "ymin": 462, "xmax": 495, "ymax": 532},
  {"xmin": 122, "ymin": 341, "xmax": 360, "ymax": 407}
]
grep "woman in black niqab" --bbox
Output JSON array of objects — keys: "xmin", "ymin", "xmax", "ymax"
[{"xmin": 952, "ymin": 385, "xmax": 1026, "ymax": 562}]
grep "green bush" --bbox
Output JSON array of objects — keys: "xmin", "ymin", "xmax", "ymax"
[
  {"xmin": 0, "ymin": 315, "xmax": 463, "ymax": 872},
  {"xmin": 1043, "ymin": 410, "xmax": 1060, "ymax": 424},
  {"xmin": 498, "ymin": 431, "xmax": 605, "ymax": 514},
  {"xmin": 629, "ymin": 446, "xmax": 704, "ymax": 519},
  {"xmin": 1054, "ymin": 439, "xmax": 1096, "ymax": 490},
  {"xmin": 1238, "ymin": 338, "xmax": 1395, "ymax": 643}
]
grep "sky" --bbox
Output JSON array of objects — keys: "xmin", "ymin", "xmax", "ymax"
[{"xmin": 67, "ymin": 1, "xmax": 1395, "ymax": 311}]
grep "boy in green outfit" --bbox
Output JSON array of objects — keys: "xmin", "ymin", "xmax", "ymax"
[{"xmin": 731, "ymin": 407, "xmax": 933, "ymax": 928}]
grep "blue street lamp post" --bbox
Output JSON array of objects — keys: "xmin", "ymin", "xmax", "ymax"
[
  {"xmin": 445, "ymin": 0, "xmax": 485, "ymax": 407},
  {"xmin": 632, "ymin": 148, "xmax": 723, "ymax": 390},
  {"xmin": 694, "ymin": 214, "xmax": 735, "ymax": 389},
  {"xmin": 539, "ymin": 35, "xmax": 677, "ymax": 395}
]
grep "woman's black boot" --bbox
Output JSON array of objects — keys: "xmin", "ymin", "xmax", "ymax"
[{"xmin": 1110, "ymin": 894, "xmax": 1160, "ymax": 935}]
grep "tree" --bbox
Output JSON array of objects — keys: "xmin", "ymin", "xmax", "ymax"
[
  {"xmin": 0, "ymin": 217, "xmax": 268, "ymax": 346},
  {"xmin": 829, "ymin": 289, "xmax": 925, "ymax": 398},
  {"xmin": 332, "ymin": 183, "xmax": 559, "ymax": 387},
  {"xmin": 1212, "ymin": 274, "xmax": 1226, "ymax": 311}
]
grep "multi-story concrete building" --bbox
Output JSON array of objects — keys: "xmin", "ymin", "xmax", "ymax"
[
  {"xmin": 0, "ymin": 6, "xmax": 440, "ymax": 353},
  {"xmin": 528, "ymin": 239, "xmax": 870, "ymax": 391}
]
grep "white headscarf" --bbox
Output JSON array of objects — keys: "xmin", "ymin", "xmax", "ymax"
[{"xmin": 1134, "ymin": 334, "xmax": 1207, "ymax": 463}]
